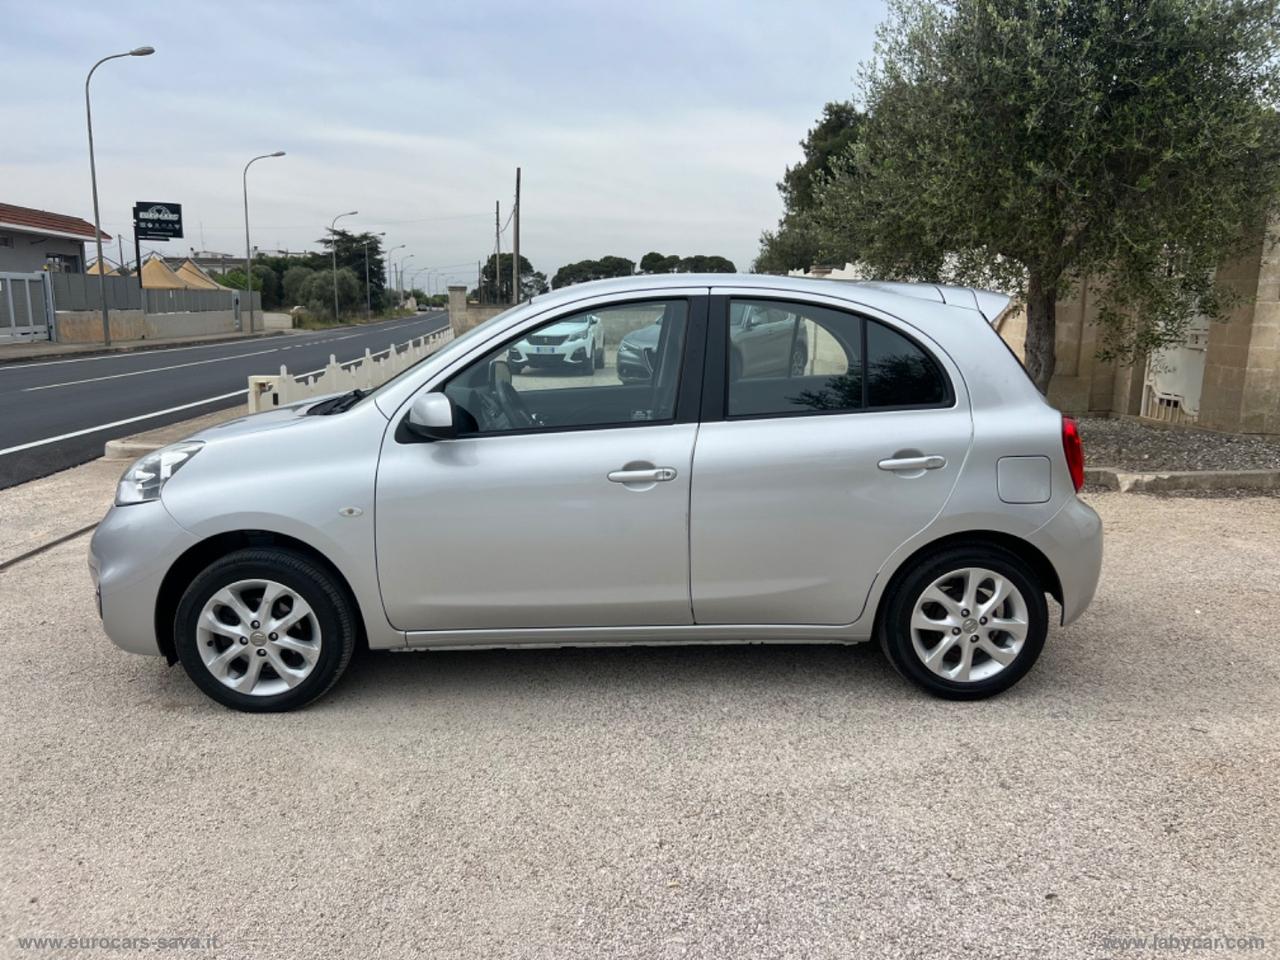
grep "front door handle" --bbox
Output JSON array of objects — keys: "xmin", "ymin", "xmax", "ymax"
[
  {"xmin": 608, "ymin": 466, "xmax": 678, "ymax": 484},
  {"xmin": 877, "ymin": 455, "xmax": 946, "ymax": 472}
]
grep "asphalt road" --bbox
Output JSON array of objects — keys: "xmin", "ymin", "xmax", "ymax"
[
  {"xmin": 1, "ymin": 490, "xmax": 1276, "ymax": 958},
  {"xmin": 0, "ymin": 311, "xmax": 448, "ymax": 489}
]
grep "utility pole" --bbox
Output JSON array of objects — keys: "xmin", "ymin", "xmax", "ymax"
[
  {"xmin": 494, "ymin": 200, "xmax": 501, "ymax": 304},
  {"xmin": 117, "ymin": 235, "xmax": 124, "ymax": 274},
  {"xmin": 511, "ymin": 167, "xmax": 521, "ymax": 305}
]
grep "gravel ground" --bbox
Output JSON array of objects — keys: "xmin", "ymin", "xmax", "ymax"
[
  {"xmin": 1080, "ymin": 416, "xmax": 1280, "ymax": 472},
  {"xmin": 2, "ymin": 492, "xmax": 1278, "ymax": 959}
]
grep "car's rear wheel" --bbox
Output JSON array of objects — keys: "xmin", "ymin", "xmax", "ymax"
[
  {"xmin": 879, "ymin": 546, "xmax": 1047, "ymax": 700},
  {"xmin": 174, "ymin": 547, "xmax": 357, "ymax": 712}
]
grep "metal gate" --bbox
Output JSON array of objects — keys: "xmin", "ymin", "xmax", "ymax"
[{"xmin": 0, "ymin": 271, "xmax": 54, "ymax": 340}]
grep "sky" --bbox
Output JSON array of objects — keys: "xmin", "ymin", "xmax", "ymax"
[{"xmin": 0, "ymin": 0, "xmax": 885, "ymax": 288}]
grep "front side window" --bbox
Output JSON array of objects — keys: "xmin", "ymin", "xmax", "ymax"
[
  {"xmin": 443, "ymin": 300, "xmax": 688, "ymax": 435},
  {"xmin": 725, "ymin": 298, "xmax": 948, "ymax": 417}
]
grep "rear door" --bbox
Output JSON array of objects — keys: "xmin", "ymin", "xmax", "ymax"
[{"xmin": 689, "ymin": 291, "xmax": 972, "ymax": 625}]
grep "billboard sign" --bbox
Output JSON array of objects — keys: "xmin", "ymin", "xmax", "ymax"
[{"xmin": 133, "ymin": 202, "xmax": 184, "ymax": 241}]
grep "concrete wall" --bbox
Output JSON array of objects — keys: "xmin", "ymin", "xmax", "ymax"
[
  {"xmin": 0, "ymin": 231, "xmax": 85, "ymax": 274},
  {"xmin": 1198, "ymin": 234, "xmax": 1280, "ymax": 434},
  {"xmin": 447, "ymin": 284, "xmax": 507, "ymax": 336},
  {"xmin": 261, "ymin": 312, "xmax": 293, "ymax": 331},
  {"xmin": 54, "ymin": 309, "xmax": 240, "ymax": 343}
]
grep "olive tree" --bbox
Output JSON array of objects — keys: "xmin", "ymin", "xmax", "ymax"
[{"xmin": 811, "ymin": 0, "xmax": 1280, "ymax": 392}]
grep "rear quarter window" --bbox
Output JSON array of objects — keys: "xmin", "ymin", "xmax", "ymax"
[{"xmin": 866, "ymin": 320, "xmax": 949, "ymax": 408}]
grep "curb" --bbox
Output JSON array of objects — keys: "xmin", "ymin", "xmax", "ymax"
[
  {"xmin": 1086, "ymin": 466, "xmax": 1280, "ymax": 493},
  {"xmin": 103, "ymin": 437, "xmax": 171, "ymax": 461},
  {"xmin": 0, "ymin": 330, "xmax": 286, "ymax": 365}
]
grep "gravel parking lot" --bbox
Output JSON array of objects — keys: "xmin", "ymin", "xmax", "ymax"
[{"xmin": 2, "ymin": 492, "xmax": 1277, "ymax": 959}]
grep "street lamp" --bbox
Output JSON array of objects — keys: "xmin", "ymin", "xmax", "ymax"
[
  {"xmin": 242, "ymin": 151, "xmax": 285, "ymax": 334},
  {"xmin": 85, "ymin": 45, "xmax": 154, "ymax": 346},
  {"xmin": 397, "ymin": 254, "xmax": 415, "ymax": 307},
  {"xmin": 385, "ymin": 244, "xmax": 404, "ymax": 298},
  {"xmin": 364, "ymin": 231, "xmax": 385, "ymax": 318},
  {"xmin": 329, "ymin": 210, "xmax": 357, "ymax": 322}
]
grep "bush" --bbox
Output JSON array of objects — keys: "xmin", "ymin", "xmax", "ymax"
[{"xmin": 282, "ymin": 266, "xmax": 315, "ymax": 307}]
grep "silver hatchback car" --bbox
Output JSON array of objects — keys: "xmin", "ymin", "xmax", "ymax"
[{"xmin": 90, "ymin": 275, "xmax": 1102, "ymax": 712}]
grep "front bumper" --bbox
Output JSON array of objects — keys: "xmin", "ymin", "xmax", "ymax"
[
  {"xmin": 88, "ymin": 500, "xmax": 198, "ymax": 657},
  {"xmin": 1027, "ymin": 495, "xmax": 1103, "ymax": 625},
  {"xmin": 509, "ymin": 342, "xmax": 590, "ymax": 367}
]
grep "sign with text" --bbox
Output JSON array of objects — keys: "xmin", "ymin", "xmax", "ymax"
[{"xmin": 133, "ymin": 202, "xmax": 183, "ymax": 240}]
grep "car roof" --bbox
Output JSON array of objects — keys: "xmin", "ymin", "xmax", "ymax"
[{"xmin": 528, "ymin": 274, "xmax": 1011, "ymax": 324}]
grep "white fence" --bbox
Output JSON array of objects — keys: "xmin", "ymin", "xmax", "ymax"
[{"xmin": 247, "ymin": 328, "xmax": 453, "ymax": 413}]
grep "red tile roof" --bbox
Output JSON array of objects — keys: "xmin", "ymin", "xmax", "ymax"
[{"xmin": 0, "ymin": 202, "xmax": 111, "ymax": 242}]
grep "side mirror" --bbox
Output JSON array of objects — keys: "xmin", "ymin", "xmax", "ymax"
[{"xmin": 405, "ymin": 392, "xmax": 456, "ymax": 441}]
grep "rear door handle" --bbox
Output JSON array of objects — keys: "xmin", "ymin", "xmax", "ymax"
[
  {"xmin": 877, "ymin": 455, "xmax": 946, "ymax": 472},
  {"xmin": 608, "ymin": 467, "xmax": 677, "ymax": 483}
]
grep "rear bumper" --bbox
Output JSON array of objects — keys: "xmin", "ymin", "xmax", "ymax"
[
  {"xmin": 88, "ymin": 501, "xmax": 197, "ymax": 657},
  {"xmin": 1028, "ymin": 496, "xmax": 1103, "ymax": 625}
]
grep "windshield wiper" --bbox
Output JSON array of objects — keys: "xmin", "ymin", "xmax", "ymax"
[{"xmin": 307, "ymin": 388, "xmax": 365, "ymax": 416}]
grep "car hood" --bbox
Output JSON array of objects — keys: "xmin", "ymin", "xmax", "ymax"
[
  {"xmin": 620, "ymin": 322, "xmax": 661, "ymax": 349},
  {"xmin": 521, "ymin": 319, "xmax": 589, "ymax": 339},
  {"xmin": 183, "ymin": 394, "xmax": 340, "ymax": 444}
]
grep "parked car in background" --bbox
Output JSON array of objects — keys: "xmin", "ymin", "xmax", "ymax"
[
  {"xmin": 90, "ymin": 274, "xmax": 1102, "ymax": 712},
  {"xmin": 506, "ymin": 313, "xmax": 605, "ymax": 374},
  {"xmin": 617, "ymin": 301, "xmax": 809, "ymax": 383}
]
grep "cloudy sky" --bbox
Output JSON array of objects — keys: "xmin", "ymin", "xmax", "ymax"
[{"xmin": 1, "ymin": 0, "xmax": 884, "ymax": 286}]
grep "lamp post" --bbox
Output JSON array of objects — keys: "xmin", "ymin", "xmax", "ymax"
[
  {"xmin": 85, "ymin": 45, "xmax": 154, "ymax": 346},
  {"xmin": 329, "ymin": 210, "xmax": 358, "ymax": 322},
  {"xmin": 397, "ymin": 254, "xmax": 415, "ymax": 307},
  {"xmin": 363, "ymin": 231, "xmax": 385, "ymax": 318},
  {"xmin": 242, "ymin": 151, "xmax": 285, "ymax": 334},
  {"xmin": 409, "ymin": 266, "xmax": 432, "ymax": 307}
]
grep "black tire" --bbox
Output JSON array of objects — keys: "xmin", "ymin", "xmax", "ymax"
[
  {"xmin": 174, "ymin": 547, "xmax": 357, "ymax": 712},
  {"xmin": 878, "ymin": 545, "xmax": 1047, "ymax": 700},
  {"xmin": 790, "ymin": 346, "xmax": 808, "ymax": 377},
  {"xmin": 580, "ymin": 342, "xmax": 596, "ymax": 375},
  {"xmin": 595, "ymin": 343, "xmax": 606, "ymax": 368},
  {"xmin": 509, "ymin": 361, "xmax": 525, "ymax": 375}
]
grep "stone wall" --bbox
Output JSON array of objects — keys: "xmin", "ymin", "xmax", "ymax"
[
  {"xmin": 1198, "ymin": 233, "xmax": 1280, "ymax": 434},
  {"xmin": 447, "ymin": 284, "xmax": 508, "ymax": 336},
  {"xmin": 54, "ymin": 309, "xmax": 240, "ymax": 343}
]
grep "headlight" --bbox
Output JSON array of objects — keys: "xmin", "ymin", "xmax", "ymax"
[
  {"xmin": 566, "ymin": 328, "xmax": 587, "ymax": 342},
  {"xmin": 115, "ymin": 441, "xmax": 204, "ymax": 506}
]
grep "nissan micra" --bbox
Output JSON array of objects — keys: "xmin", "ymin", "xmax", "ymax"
[{"xmin": 90, "ymin": 275, "xmax": 1102, "ymax": 712}]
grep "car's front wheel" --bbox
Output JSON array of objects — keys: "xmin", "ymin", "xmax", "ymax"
[
  {"xmin": 174, "ymin": 547, "xmax": 357, "ymax": 712},
  {"xmin": 879, "ymin": 546, "xmax": 1047, "ymax": 699}
]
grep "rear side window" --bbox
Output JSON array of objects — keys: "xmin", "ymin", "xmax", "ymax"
[
  {"xmin": 866, "ymin": 320, "xmax": 948, "ymax": 407},
  {"xmin": 724, "ymin": 299, "xmax": 950, "ymax": 417}
]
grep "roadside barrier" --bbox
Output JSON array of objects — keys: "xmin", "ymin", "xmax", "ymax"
[{"xmin": 247, "ymin": 328, "xmax": 453, "ymax": 413}]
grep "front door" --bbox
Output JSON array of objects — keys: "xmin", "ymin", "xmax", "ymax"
[
  {"xmin": 376, "ymin": 297, "xmax": 704, "ymax": 632},
  {"xmin": 690, "ymin": 294, "xmax": 971, "ymax": 625}
]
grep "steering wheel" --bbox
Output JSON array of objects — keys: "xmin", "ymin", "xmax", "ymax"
[{"xmin": 495, "ymin": 380, "xmax": 534, "ymax": 429}]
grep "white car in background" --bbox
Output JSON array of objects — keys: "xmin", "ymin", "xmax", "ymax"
[{"xmin": 507, "ymin": 313, "xmax": 605, "ymax": 375}]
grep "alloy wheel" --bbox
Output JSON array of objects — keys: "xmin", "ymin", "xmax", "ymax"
[
  {"xmin": 195, "ymin": 578, "xmax": 323, "ymax": 697},
  {"xmin": 909, "ymin": 566, "xmax": 1029, "ymax": 683}
]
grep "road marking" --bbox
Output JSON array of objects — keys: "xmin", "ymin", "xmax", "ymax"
[
  {"xmin": 22, "ymin": 347, "xmax": 284, "ymax": 392},
  {"xmin": 0, "ymin": 390, "xmax": 248, "ymax": 458},
  {"xmin": 0, "ymin": 312, "xmax": 441, "ymax": 371}
]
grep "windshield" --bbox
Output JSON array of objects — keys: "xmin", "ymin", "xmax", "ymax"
[{"xmin": 364, "ymin": 304, "xmax": 524, "ymax": 399}]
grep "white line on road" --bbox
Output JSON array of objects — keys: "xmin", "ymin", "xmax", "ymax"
[
  {"xmin": 0, "ymin": 390, "xmax": 248, "ymax": 458},
  {"xmin": 22, "ymin": 347, "xmax": 283, "ymax": 392},
  {"xmin": 0, "ymin": 312, "xmax": 441, "ymax": 371}
]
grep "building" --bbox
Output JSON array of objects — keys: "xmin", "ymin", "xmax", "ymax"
[{"xmin": 0, "ymin": 202, "xmax": 110, "ymax": 274}]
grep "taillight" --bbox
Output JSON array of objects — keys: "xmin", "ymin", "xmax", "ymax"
[{"xmin": 1062, "ymin": 415, "xmax": 1085, "ymax": 492}]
